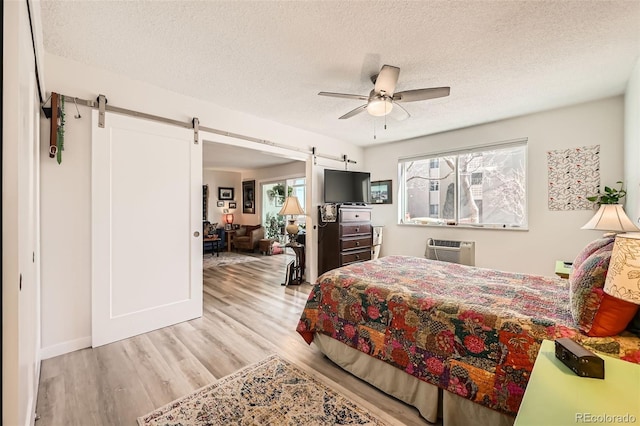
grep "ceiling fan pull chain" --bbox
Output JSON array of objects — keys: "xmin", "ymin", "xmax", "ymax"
[
  {"xmin": 373, "ymin": 118, "xmax": 376, "ymax": 140},
  {"xmin": 384, "ymin": 101, "xmax": 388, "ymax": 130}
]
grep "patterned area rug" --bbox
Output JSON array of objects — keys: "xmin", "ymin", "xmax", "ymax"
[
  {"xmin": 203, "ymin": 251, "xmax": 261, "ymax": 268},
  {"xmin": 137, "ymin": 354, "xmax": 395, "ymax": 425}
]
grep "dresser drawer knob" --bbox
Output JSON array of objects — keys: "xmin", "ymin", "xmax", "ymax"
[
  {"xmin": 355, "ymin": 241, "xmax": 360, "ymax": 246},
  {"xmin": 355, "ymin": 227, "xmax": 359, "ymax": 232},
  {"xmin": 355, "ymin": 214, "xmax": 359, "ymax": 218},
  {"xmin": 355, "ymin": 255, "xmax": 360, "ymax": 260}
]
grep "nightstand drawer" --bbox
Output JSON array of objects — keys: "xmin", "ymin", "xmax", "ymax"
[
  {"xmin": 340, "ymin": 223, "xmax": 372, "ymax": 237},
  {"xmin": 340, "ymin": 210, "xmax": 371, "ymax": 222},
  {"xmin": 341, "ymin": 249, "xmax": 371, "ymax": 265},
  {"xmin": 341, "ymin": 237, "xmax": 372, "ymax": 251}
]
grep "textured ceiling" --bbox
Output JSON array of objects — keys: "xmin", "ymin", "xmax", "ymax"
[{"xmin": 40, "ymin": 1, "xmax": 640, "ymax": 149}]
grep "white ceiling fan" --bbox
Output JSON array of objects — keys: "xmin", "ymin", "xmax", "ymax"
[{"xmin": 319, "ymin": 64, "xmax": 450, "ymax": 120}]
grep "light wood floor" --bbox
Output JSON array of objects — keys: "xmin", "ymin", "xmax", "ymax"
[{"xmin": 35, "ymin": 253, "xmax": 429, "ymax": 425}]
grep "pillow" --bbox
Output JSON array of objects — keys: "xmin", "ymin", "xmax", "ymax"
[
  {"xmin": 570, "ymin": 235, "xmax": 615, "ymax": 279},
  {"xmin": 203, "ymin": 221, "xmax": 212, "ymax": 236},
  {"xmin": 589, "ymin": 290, "xmax": 639, "ymax": 336},
  {"xmin": 272, "ymin": 241, "xmax": 284, "ymax": 255},
  {"xmin": 235, "ymin": 227, "xmax": 247, "ymax": 237},
  {"xmin": 569, "ymin": 240, "xmax": 639, "ymax": 336}
]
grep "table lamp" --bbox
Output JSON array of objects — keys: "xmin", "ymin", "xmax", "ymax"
[
  {"xmin": 604, "ymin": 233, "xmax": 640, "ymax": 304},
  {"xmin": 278, "ymin": 196, "xmax": 305, "ymax": 243},
  {"xmin": 224, "ymin": 213, "xmax": 234, "ymax": 229},
  {"xmin": 581, "ymin": 204, "xmax": 639, "ymax": 233}
]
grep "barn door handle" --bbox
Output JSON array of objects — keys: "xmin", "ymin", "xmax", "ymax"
[{"xmin": 194, "ymin": 231, "xmax": 200, "ymax": 237}]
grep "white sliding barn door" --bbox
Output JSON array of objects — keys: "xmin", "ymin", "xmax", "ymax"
[{"xmin": 92, "ymin": 111, "xmax": 202, "ymax": 347}]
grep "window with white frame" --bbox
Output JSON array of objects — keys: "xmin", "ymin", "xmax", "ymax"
[{"xmin": 398, "ymin": 140, "xmax": 527, "ymax": 228}]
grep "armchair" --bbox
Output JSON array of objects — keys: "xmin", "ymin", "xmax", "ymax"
[{"xmin": 234, "ymin": 224, "xmax": 265, "ymax": 252}]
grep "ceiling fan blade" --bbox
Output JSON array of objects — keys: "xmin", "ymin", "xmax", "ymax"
[
  {"xmin": 318, "ymin": 92, "xmax": 369, "ymax": 101},
  {"xmin": 394, "ymin": 87, "xmax": 450, "ymax": 103},
  {"xmin": 339, "ymin": 104, "xmax": 368, "ymax": 119},
  {"xmin": 390, "ymin": 102, "xmax": 410, "ymax": 121},
  {"xmin": 374, "ymin": 65, "xmax": 400, "ymax": 96}
]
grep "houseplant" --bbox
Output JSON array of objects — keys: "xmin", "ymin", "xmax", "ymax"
[
  {"xmin": 586, "ymin": 181, "xmax": 627, "ymax": 204},
  {"xmin": 267, "ymin": 184, "xmax": 285, "ymax": 203},
  {"xmin": 266, "ymin": 212, "xmax": 285, "ymax": 239}
]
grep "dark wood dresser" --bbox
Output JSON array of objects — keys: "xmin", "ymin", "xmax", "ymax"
[{"xmin": 318, "ymin": 205, "xmax": 372, "ymax": 275}]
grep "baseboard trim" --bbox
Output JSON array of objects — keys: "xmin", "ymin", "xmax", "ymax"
[{"xmin": 40, "ymin": 336, "xmax": 91, "ymax": 360}]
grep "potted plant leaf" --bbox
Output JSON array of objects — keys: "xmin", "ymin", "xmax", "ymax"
[{"xmin": 586, "ymin": 181, "xmax": 627, "ymax": 205}]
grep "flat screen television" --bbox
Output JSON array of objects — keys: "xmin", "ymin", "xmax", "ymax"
[{"xmin": 324, "ymin": 169, "xmax": 371, "ymax": 204}]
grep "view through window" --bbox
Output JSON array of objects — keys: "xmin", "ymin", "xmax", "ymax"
[
  {"xmin": 399, "ymin": 140, "xmax": 527, "ymax": 228},
  {"xmin": 262, "ymin": 178, "xmax": 306, "ymax": 241}
]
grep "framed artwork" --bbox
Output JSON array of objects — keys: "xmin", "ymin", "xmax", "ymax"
[
  {"xmin": 229, "ymin": 202, "xmax": 237, "ymax": 209},
  {"xmin": 243, "ymin": 180, "xmax": 256, "ymax": 214},
  {"xmin": 218, "ymin": 187, "xmax": 234, "ymax": 200},
  {"xmin": 371, "ymin": 180, "xmax": 392, "ymax": 204},
  {"xmin": 216, "ymin": 201, "xmax": 224, "ymax": 207}
]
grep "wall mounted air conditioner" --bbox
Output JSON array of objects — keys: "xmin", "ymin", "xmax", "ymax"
[{"xmin": 425, "ymin": 238, "xmax": 475, "ymax": 266}]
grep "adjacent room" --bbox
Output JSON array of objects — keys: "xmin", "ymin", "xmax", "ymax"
[{"xmin": 4, "ymin": 1, "xmax": 640, "ymax": 425}]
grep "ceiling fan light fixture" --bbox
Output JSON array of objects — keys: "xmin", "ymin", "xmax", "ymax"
[{"xmin": 367, "ymin": 98, "xmax": 393, "ymax": 116}]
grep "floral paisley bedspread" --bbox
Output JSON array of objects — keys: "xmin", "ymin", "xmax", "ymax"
[{"xmin": 296, "ymin": 256, "xmax": 640, "ymax": 417}]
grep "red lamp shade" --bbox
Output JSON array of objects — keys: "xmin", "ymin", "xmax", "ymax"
[{"xmin": 224, "ymin": 213, "xmax": 234, "ymax": 225}]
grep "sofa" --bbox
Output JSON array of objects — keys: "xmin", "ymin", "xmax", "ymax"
[{"xmin": 234, "ymin": 224, "xmax": 264, "ymax": 252}]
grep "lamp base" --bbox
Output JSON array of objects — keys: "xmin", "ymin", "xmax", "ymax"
[{"xmin": 286, "ymin": 220, "xmax": 299, "ymax": 243}]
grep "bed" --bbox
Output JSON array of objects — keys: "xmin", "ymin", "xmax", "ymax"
[{"xmin": 296, "ymin": 250, "xmax": 640, "ymax": 425}]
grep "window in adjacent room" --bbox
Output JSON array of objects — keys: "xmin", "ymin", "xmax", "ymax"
[
  {"xmin": 398, "ymin": 139, "xmax": 528, "ymax": 229},
  {"xmin": 262, "ymin": 177, "xmax": 306, "ymax": 242}
]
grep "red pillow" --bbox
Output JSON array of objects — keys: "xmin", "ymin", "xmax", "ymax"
[
  {"xmin": 587, "ymin": 288, "xmax": 639, "ymax": 337},
  {"xmin": 569, "ymin": 238, "xmax": 640, "ymax": 337}
]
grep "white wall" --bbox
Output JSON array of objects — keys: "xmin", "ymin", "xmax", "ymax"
[
  {"xmin": 203, "ymin": 170, "xmax": 242, "ymax": 225},
  {"xmin": 364, "ymin": 97, "xmax": 625, "ymax": 276},
  {"xmin": 242, "ymin": 160, "xmax": 306, "ymax": 221},
  {"xmin": 624, "ymin": 57, "xmax": 640, "ymax": 225},
  {"xmin": 205, "ymin": 161, "xmax": 307, "ymax": 228},
  {"xmin": 40, "ymin": 53, "xmax": 362, "ymax": 357}
]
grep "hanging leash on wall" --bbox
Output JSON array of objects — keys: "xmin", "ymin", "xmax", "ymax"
[
  {"xmin": 42, "ymin": 92, "xmax": 70, "ymax": 164},
  {"xmin": 46, "ymin": 92, "xmax": 59, "ymax": 159}
]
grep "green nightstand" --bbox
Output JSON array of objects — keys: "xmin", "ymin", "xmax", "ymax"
[
  {"xmin": 554, "ymin": 260, "xmax": 572, "ymax": 279},
  {"xmin": 515, "ymin": 340, "xmax": 640, "ymax": 426}
]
